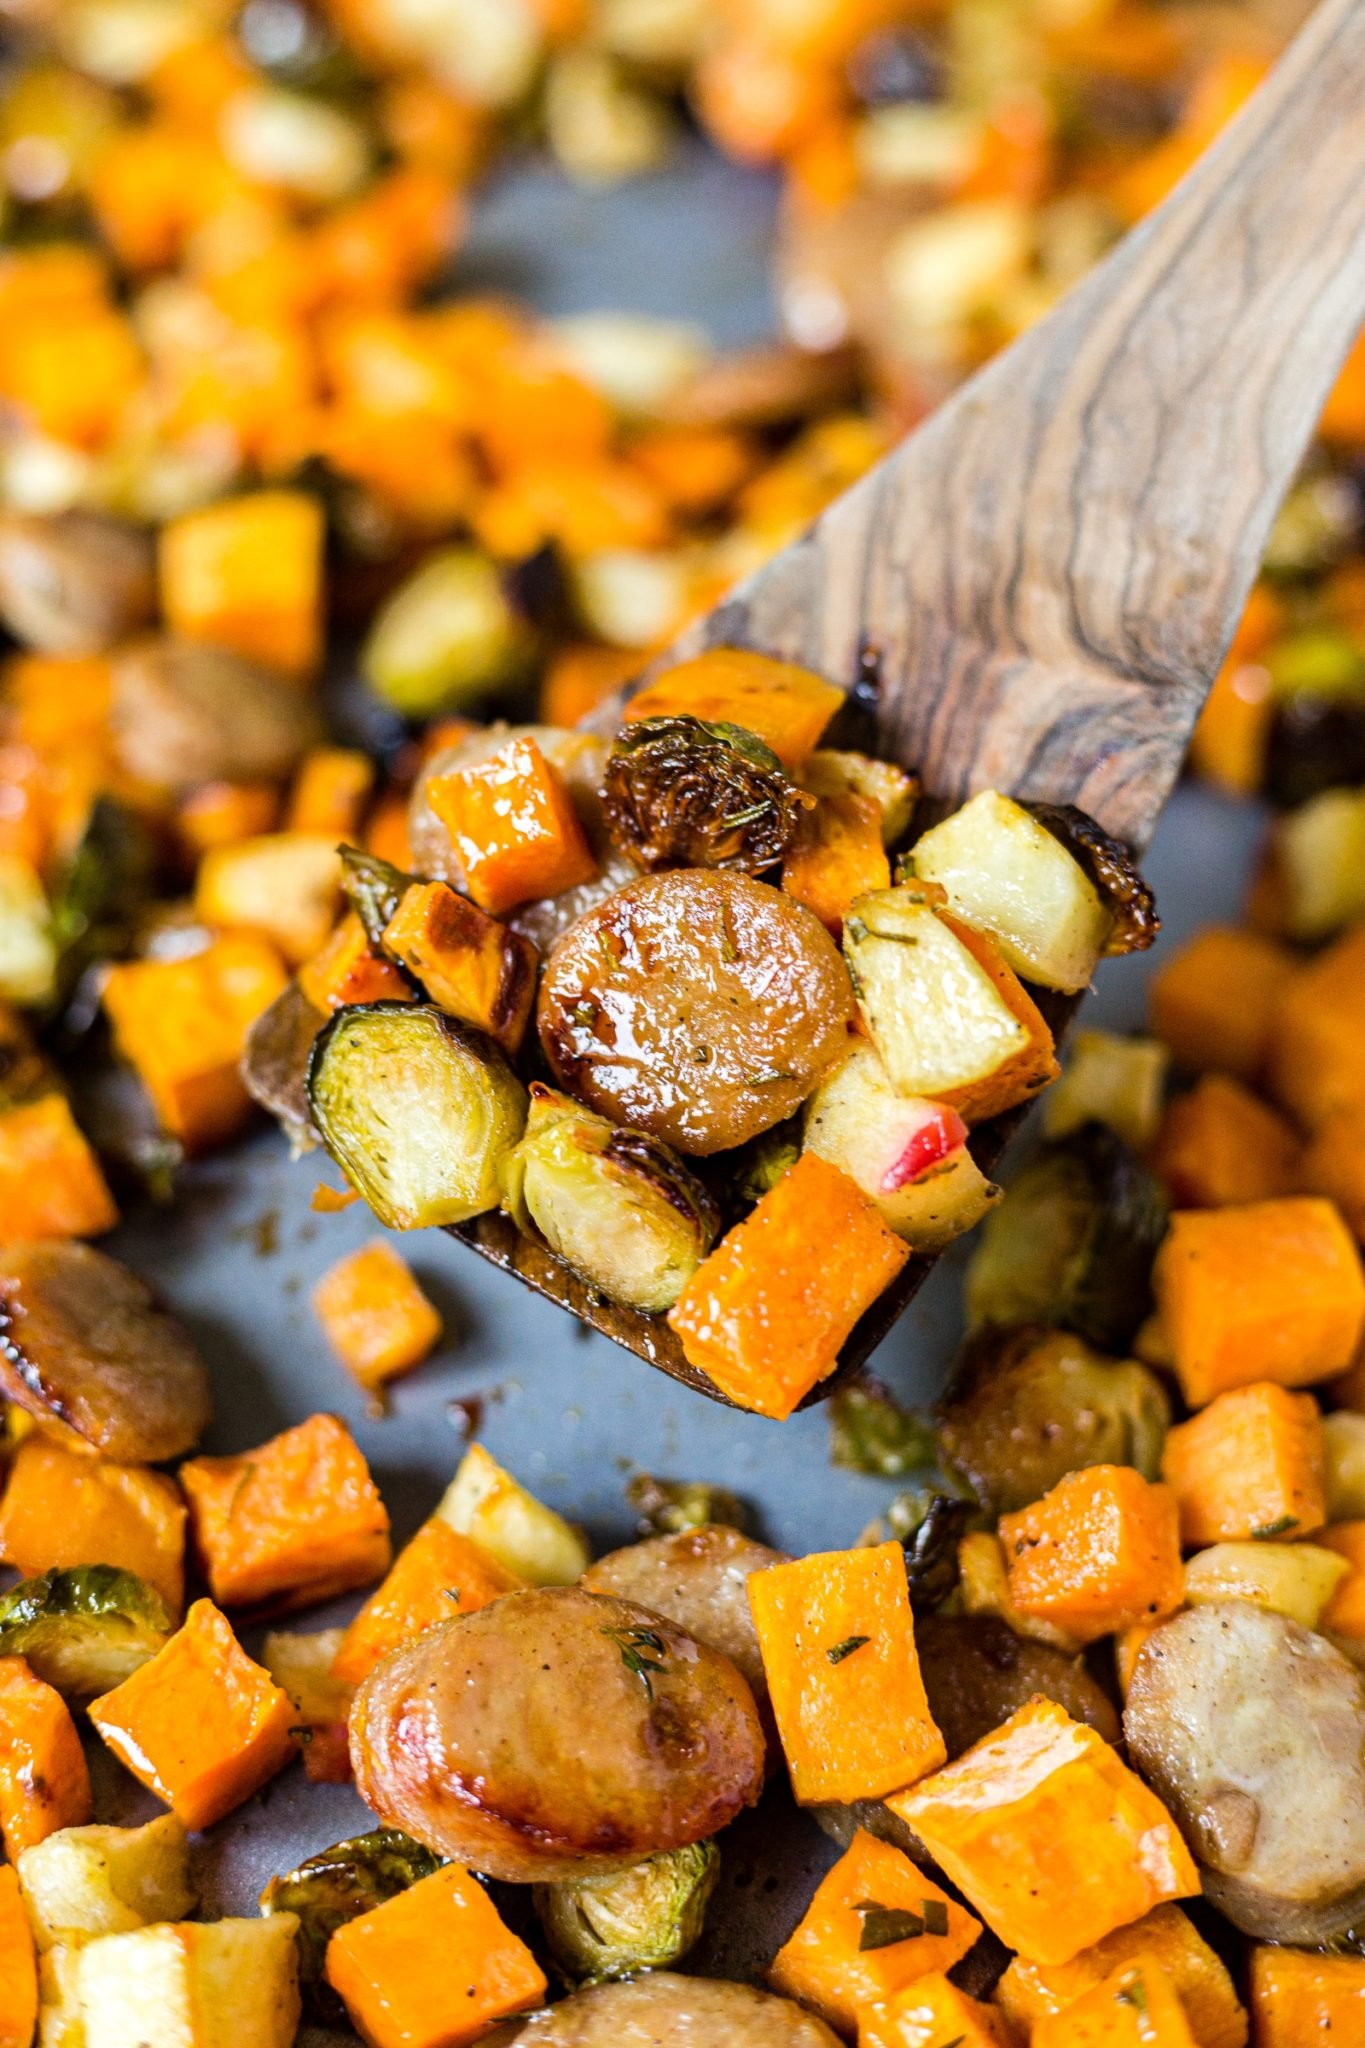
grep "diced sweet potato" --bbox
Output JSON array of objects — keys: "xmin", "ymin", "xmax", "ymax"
[
  {"xmin": 194, "ymin": 832, "xmax": 343, "ymax": 966},
  {"xmin": 180, "ymin": 1413, "xmax": 391, "ymax": 1613},
  {"xmin": 1266, "ymin": 923, "xmax": 1365, "ymax": 1130},
  {"xmin": 623, "ymin": 647, "xmax": 842, "ymax": 770},
  {"xmin": 0, "ymin": 1435, "xmax": 187, "ymax": 1617},
  {"xmin": 1249, "ymin": 1947, "xmax": 1365, "ymax": 2048},
  {"xmin": 1160, "ymin": 1382, "xmax": 1325, "ymax": 1546},
  {"xmin": 1030, "ymin": 1953, "xmax": 1197, "ymax": 2046},
  {"xmin": 1148, "ymin": 925, "xmax": 1296, "ymax": 1082},
  {"xmin": 426, "ymin": 736, "xmax": 596, "ymax": 916},
  {"xmin": 782, "ymin": 791, "xmax": 890, "ymax": 934},
  {"xmin": 88, "ymin": 1600, "xmax": 295, "ymax": 1830},
  {"xmin": 1150, "ymin": 1075, "xmax": 1301, "ymax": 1210},
  {"xmin": 0, "ymin": 1655, "xmax": 91, "ymax": 1860},
  {"xmin": 889, "ymin": 1698, "xmax": 1198, "ymax": 1966},
  {"xmin": 748, "ymin": 1542, "xmax": 945, "ymax": 1805},
  {"xmin": 858, "ymin": 1973, "xmax": 1013, "ymax": 2048},
  {"xmin": 324, "ymin": 1862, "xmax": 547, "ymax": 2048},
  {"xmin": 1152, "ymin": 1200, "xmax": 1365, "ymax": 1406},
  {"xmin": 331, "ymin": 1519, "xmax": 521, "ymax": 1687},
  {"xmin": 668, "ymin": 1153, "xmax": 910, "ymax": 1418},
  {"xmin": 261, "ymin": 1628, "xmax": 353, "ymax": 1785},
  {"xmin": 1318, "ymin": 1521, "xmax": 1365, "ymax": 1639},
  {"xmin": 381, "ymin": 879, "xmax": 537, "ymax": 1052},
  {"xmin": 312, "ymin": 1240, "xmax": 442, "ymax": 1396},
  {"xmin": 0, "ymin": 1094, "xmax": 117, "ymax": 1240},
  {"xmin": 103, "ymin": 933, "xmax": 289, "ymax": 1152},
  {"xmin": 1302, "ymin": 1106, "xmax": 1365, "ymax": 1243},
  {"xmin": 768, "ymin": 1828, "xmax": 979, "ymax": 2032},
  {"xmin": 176, "ymin": 780, "xmax": 280, "ymax": 856},
  {"xmin": 287, "ymin": 747, "xmax": 375, "ymax": 838},
  {"xmin": 297, "ymin": 912, "xmax": 412, "ymax": 1015},
  {"xmin": 996, "ymin": 1904, "xmax": 1246, "ymax": 2048},
  {"xmin": 0, "ymin": 1864, "xmax": 37, "ymax": 2048},
  {"xmin": 159, "ymin": 490, "xmax": 324, "ymax": 681},
  {"xmin": 999, "ymin": 1465, "xmax": 1184, "ymax": 1645}
]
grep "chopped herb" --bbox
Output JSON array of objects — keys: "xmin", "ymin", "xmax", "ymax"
[
  {"xmin": 1116, "ymin": 1972, "xmax": 1149, "ymax": 2014},
  {"xmin": 288, "ymin": 1725, "xmax": 314, "ymax": 1745},
  {"xmin": 720, "ymin": 802, "xmax": 773, "ymax": 829},
  {"xmin": 443, "ymin": 1588, "xmax": 463, "ymax": 1605},
  {"xmin": 570, "ymin": 1001, "xmax": 597, "ymax": 1028},
  {"xmin": 746, "ymin": 1068, "xmax": 794, "ymax": 1086},
  {"xmin": 921, "ymin": 1899, "xmax": 949, "ymax": 1936},
  {"xmin": 602, "ymin": 1625, "xmax": 667, "ymax": 1699},
  {"xmin": 855, "ymin": 1901, "xmax": 925, "ymax": 1950},
  {"xmin": 827, "ymin": 1634, "xmax": 871, "ymax": 1665},
  {"xmin": 1251, "ymin": 1515, "xmax": 1298, "ymax": 1539}
]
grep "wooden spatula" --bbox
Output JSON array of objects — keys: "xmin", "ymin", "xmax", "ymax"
[{"xmin": 458, "ymin": 0, "xmax": 1365, "ymax": 1402}]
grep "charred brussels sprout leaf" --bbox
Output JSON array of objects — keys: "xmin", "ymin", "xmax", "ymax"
[
  {"xmin": 603, "ymin": 716, "xmax": 813, "ymax": 874},
  {"xmin": 1026, "ymin": 803, "xmax": 1159, "ymax": 956},
  {"xmin": 732, "ymin": 1120, "xmax": 801, "ymax": 1207},
  {"xmin": 964, "ymin": 1126, "xmax": 1169, "ymax": 1352},
  {"xmin": 898, "ymin": 1493, "xmax": 974, "ymax": 1613},
  {"xmin": 939, "ymin": 1325, "xmax": 1172, "ymax": 1515},
  {"xmin": 47, "ymin": 797, "xmax": 155, "ymax": 1010},
  {"xmin": 308, "ymin": 1002, "xmax": 527, "ymax": 1229},
  {"xmin": 339, "ymin": 845, "xmax": 419, "ymax": 949},
  {"xmin": 0, "ymin": 1566, "xmax": 172, "ymax": 1697},
  {"xmin": 532, "ymin": 1841, "xmax": 720, "ymax": 1983},
  {"xmin": 626, "ymin": 1473, "xmax": 749, "ymax": 1537},
  {"xmin": 261, "ymin": 1827, "xmax": 440, "ymax": 2017},
  {"xmin": 500, "ymin": 1084, "xmax": 718, "ymax": 1312},
  {"xmin": 829, "ymin": 1375, "xmax": 940, "ymax": 1478}
]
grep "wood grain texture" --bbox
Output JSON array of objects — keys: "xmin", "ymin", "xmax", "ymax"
[{"xmin": 460, "ymin": 0, "xmax": 1365, "ymax": 1407}]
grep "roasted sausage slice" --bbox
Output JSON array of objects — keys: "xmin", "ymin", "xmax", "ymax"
[
  {"xmin": 581, "ymin": 1527, "xmax": 789, "ymax": 1705},
  {"xmin": 0, "ymin": 511, "xmax": 156, "ymax": 653},
  {"xmin": 110, "ymin": 637, "xmax": 320, "ymax": 790},
  {"xmin": 491, "ymin": 1974, "xmax": 841, "ymax": 2046},
  {"xmin": 1124, "ymin": 1601, "xmax": 1365, "ymax": 1941},
  {"xmin": 539, "ymin": 870, "xmax": 855, "ymax": 1155},
  {"xmin": 0, "ymin": 1241, "xmax": 212, "ymax": 1463},
  {"xmin": 350, "ymin": 1587, "xmax": 766, "ymax": 1882}
]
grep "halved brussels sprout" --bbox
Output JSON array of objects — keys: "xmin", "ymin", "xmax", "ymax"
[
  {"xmin": 964, "ymin": 1126, "xmax": 1169, "ymax": 1351},
  {"xmin": 361, "ymin": 546, "xmax": 530, "ymax": 716},
  {"xmin": 602, "ymin": 715, "xmax": 813, "ymax": 874},
  {"xmin": 938, "ymin": 1325, "xmax": 1171, "ymax": 1516},
  {"xmin": 0, "ymin": 1567, "xmax": 172, "ymax": 1697},
  {"xmin": 261, "ymin": 1827, "xmax": 440, "ymax": 2015},
  {"xmin": 828, "ymin": 1376, "xmax": 939, "ymax": 1479},
  {"xmin": 532, "ymin": 1841, "xmax": 719, "ymax": 1983},
  {"xmin": 500, "ymin": 1084, "xmax": 718, "ymax": 1312},
  {"xmin": 625, "ymin": 1473, "xmax": 749, "ymax": 1537},
  {"xmin": 308, "ymin": 1002, "xmax": 527, "ymax": 1230}
]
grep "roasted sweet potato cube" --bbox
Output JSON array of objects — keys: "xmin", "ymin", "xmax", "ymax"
[
  {"xmin": 159, "ymin": 489, "xmax": 323, "ymax": 680},
  {"xmin": 287, "ymin": 747, "xmax": 374, "ymax": 837},
  {"xmin": 749, "ymin": 1542, "xmax": 945, "ymax": 1805},
  {"xmin": 88, "ymin": 1600, "xmax": 294, "ymax": 1830},
  {"xmin": 180, "ymin": 1413, "xmax": 391, "ymax": 1612},
  {"xmin": 624, "ymin": 648, "xmax": 842, "ymax": 770},
  {"xmin": 312, "ymin": 1239, "xmax": 442, "ymax": 1395},
  {"xmin": 1031, "ymin": 1953, "xmax": 1198, "ymax": 2046},
  {"xmin": 1318, "ymin": 1521, "xmax": 1365, "ymax": 1639},
  {"xmin": 1266, "ymin": 923, "xmax": 1365, "ymax": 1130},
  {"xmin": 781, "ymin": 791, "xmax": 890, "ymax": 934},
  {"xmin": 426, "ymin": 736, "xmax": 596, "ymax": 916},
  {"xmin": 668, "ymin": 1153, "xmax": 910, "ymax": 1418},
  {"xmin": 999, "ymin": 1465, "xmax": 1185, "ymax": 1644},
  {"xmin": 1161, "ymin": 1381, "xmax": 1325, "ymax": 1546},
  {"xmin": 381, "ymin": 880, "xmax": 537, "ymax": 1052},
  {"xmin": 0, "ymin": 1094, "xmax": 117, "ymax": 1239},
  {"xmin": 889, "ymin": 1698, "xmax": 1198, "ymax": 1966},
  {"xmin": 194, "ymin": 833, "xmax": 343, "ymax": 967},
  {"xmin": 324, "ymin": 1862, "xmax": 547, "ymax": 2048},
  {"xmin": 297, "ymin": 912, "xmax": 412, "ymax": 1015},
  {"xmin": 1250, "ymin": 1945, "xmax": 1365, "ymax": 2046},
  {"xmin": 0, "ymin": 1864, "xmax": 37, "ymax": 2048},
  {"xmin": 0, "ymin": 1655, "xmax": 91, "ymax": 1858},
  {"xmin": 1302, "ymin": 1106, "xmax": 1365, "ymax": 1242},
  {"xmin": 331, "ymin": 1518, "xmax": 521, "ymax": 1687},
  {"xmin": 996, "ymin": 1904, "xmax": 1246, "ymax": 2048},
  {"xmin": 858, "ymin": 1972, "xmax": 1013, "ymax": 2048},
  {"xmin": 0, "ymin": 1435, "xmax": 187, "ymax": 1616},
  {"xmin": 1148, "ymin": 925, "xmax": 1295, "ymax": 1081},
  {"xmin": 1151, "ymin": 1074, "xmax": 1301, "ymax": 1210},
  {"xmin": 1153, "ymin": 1199, "xmax": 1365, "ymax": 1406},
  {"xmin": 768, "ymin": 1828, "xmax": 979, "ymax": 2032}
]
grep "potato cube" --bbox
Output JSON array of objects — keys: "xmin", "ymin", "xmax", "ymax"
[
  {"xmin": 436, "ymin": 1442, "xmax": 588, "ymax": 1586},
  {"xmin": 17, "ymin": 1814, "xmax": 194, "ymax": 1950},
  {"xmin": 194, "ymin": 833, "xmax": 342, "ymax": 967},
  {"xmin": 76, "ymin": 1914, "xmax": 301, "ymax": 2048},
  {"xmin": 1183, "ymin": 1541, "xmax": 1348, "ymax": 1628}
]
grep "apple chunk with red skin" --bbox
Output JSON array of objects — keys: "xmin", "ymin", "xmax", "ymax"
[{"xmin": 803, "ymin": 1041, "xmax": 1001, "ymax": 1249}]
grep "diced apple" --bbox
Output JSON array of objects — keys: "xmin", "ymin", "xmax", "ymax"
[
  {"xmin": 843, "ymin": 885, "xmax": 1058, "ymax": 1121},
  {"xmin": 908, "ymin": 789, "xmax": 1113, "ymax": 991},
  {"xmin": 436, "ymin": 1443, "xmax": 589, "ymax": 1586},
  {"xmin": 75, "ymin": 1916, "xmax": 300, "ymax": 2048},
  {"xmin": 1042, "ymin": 1029, "xmax": 1170, "ymax": 1150},
  {"xmin": 1262, "ymin": 787, "xmax": 1365, "ymax": 941},
  {"xmin": 1183, "ymin": 1541, "xmax": 1349, "ymax": 1629},
  {"xmin": 801, "ymin": 750, "xmax": 917, "ymax": 845},
  {"xmin": 803, "ymin": 1042, "xmax": 1000, "ymax": 1248}
]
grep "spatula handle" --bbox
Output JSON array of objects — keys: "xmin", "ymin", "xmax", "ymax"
[{"xmin": 653, "ymin": 0, "xmax": 1365, "ymax": 847}]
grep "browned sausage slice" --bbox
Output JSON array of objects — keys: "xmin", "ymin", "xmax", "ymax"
[
  {"xmin": 1124, "ymin": 1601, "xmax": 1365, "ymax": 1941},
  {"xmin": 539, "ymin": 870, "xmax": 854, "ymax": 1154},
  {"xmin": 0, "ymin": 511, "xmax": 155, "ymax": 653},
  {"xmin": 350, "ymin": 1587, "xmax": 766, "ymax": 1882},
  {"xmin": 111, "ymin": 637, "xmax": 320, "ymax": 790},
  {"xmin": 491, "ymin": 1974, "xmax": 842, "ymax": 2046},
  {"xmin": 0, "ymin": 1241, "xmax": 212, "ymax": 1462},
  {"xmin": 582, "ymin": 1527, "xmax": 789, "ymax": 1704}
]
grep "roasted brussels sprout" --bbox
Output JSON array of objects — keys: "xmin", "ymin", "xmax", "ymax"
[
  {"xmin": 241, "ymin": 980, "xmax": 325, "ymax": 1154},
  {"xmin": 46, "ymin": 797, "xmax": 155, "ymax": 1011},
  {"xmin": 0, "ymin": 510, "xmax": 156, "ymax": 654},
  {"xmin": 1266, "ymin": 694, "xmax": 1365, "ymax": 808},
  {"xmin": 964, "ymin": 1127, "xmax": 1170, "ymax": 1351},
  {"xmin": 261, "ymin": 1827, "xmax": 440, "ymax": 2017},
  {"xmin": 828, "ymin": 1376, "xmax": 939, "ymax": 1478},
  {"xmin": 533, "ymin": 1841, "xmax": 719, "ymax": 1982},
  {"xmin": 1026, "ymin": 803, "xmax": 1159, "ymax": 957},
  {"xmin": 0, "ymin": 851, "xmax": 57, "ymax": 1005},
  {"xmin": 362, "ymin": 546, "xmax": 530, "ymax": 715},
  {"xmin": 308, "ymin": 1002, "xmax": 527, "ymax": 1230},
  {"xmin": 500, "ymin": 1085, "xmax": 718, "ymax": 1312},
  {"xmin": 339, "ymin": 845, "xmax": 419, "ymax": 949},
  {"xmin": 602, "ymin": 716, "xmax": 813, "ymax": 874},
  {"xmin": 626, "ymin": 1473, "xmax": 749, "ymax": 1537},
  {"xmin": 896, "ymin": 1492, "xmax": 974, "ymax": 1612},
  {"xmin": 938, "ymin": 1325, "xmax": 1171, "ymax": 1515},
  {"xmin": 0, "ymin": 1566, "xmax": 172, "ymax": 1697},
  {"xmin": 733, "ymin": 1121, "xmax": 801, "ymax": 1206}
]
